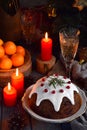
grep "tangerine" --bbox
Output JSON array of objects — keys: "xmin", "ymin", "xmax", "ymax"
[
  {"xmin": 0, "ymin": 57, "xmax": 12, "ymax": 69},
  {"xmin": 0, "ymin": 54, "xmax": 8, "ymax": 59},
  {"xmin": 16, "ymin": 45, "xmax": 25, "ymax": 56},
  {"xmin": 4, "ymin": 41, "xmax": 16, "ymax": 55},
  {"xmin": 0, "ymin": 39, "xmax": 4, "ymax": 46},
  {"xmin": 11, "ymin": 53, "xmax": 24, "ymax": 67},
  {"xmin": 0, "ymin": 46, "xmax": 5, "ymax": 58}
]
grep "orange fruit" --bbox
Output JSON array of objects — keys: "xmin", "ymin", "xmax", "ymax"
[
  {"xmin": 11, "ymin": 53, "xmax": 24, "ymax": 67},
  {"xmin": 0, "ymin": 45, "xmax": 5, "ymax": 58},
  {"xmin": 0, "ymin": 39, "xmax": 4, "ymax": 46},
  {"xmin": 0, "ymin": 54, "xmax": 8, "ymax": 59},
  {"xmin": 16, "ymin": 45, "xmax": 25, "ymax": 56},
  {"xmin": 0, "ymin": 57, "xmax": 12, "ymax": 69},
  {"xmin": 4, "ymin": 41, "xmax": 16, "ymax": 55}
]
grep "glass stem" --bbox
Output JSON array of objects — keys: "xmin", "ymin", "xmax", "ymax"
[{"xmin": 65, "ymin": 63, "xmax": 71, "ymax": 78}]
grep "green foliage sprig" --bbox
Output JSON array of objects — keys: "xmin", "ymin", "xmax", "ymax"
[{"xmin": 49, "ymin": 77, "xmax": 65, "ymax": 88}]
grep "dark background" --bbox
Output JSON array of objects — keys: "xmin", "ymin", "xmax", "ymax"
[{"xmin": 0, "ymin": 0, "xmax": 87, "ymax": 55}]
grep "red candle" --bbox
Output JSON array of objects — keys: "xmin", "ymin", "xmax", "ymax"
[
  {"xmin": 11, "ymin": 68, "xmax": 24, "ymax": 97},
  {"xmin": 3, "ymin": 82, "xmax": 17, "ymax": 107},
  {"xmin": 41, "ymin": 32, "xmax": 52, "ymax": 61}
]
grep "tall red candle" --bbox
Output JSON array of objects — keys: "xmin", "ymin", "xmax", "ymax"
[
  {"xmin": 11, "ymin": 68, "xmax": 24, "ymax": 97},
  {"xmin": 3, "ymin": 82, "xmax": 17, "ymax": 107},
  {"xmin": 41, "ymin": 32, "xmax": 52, "ymax": 61}
]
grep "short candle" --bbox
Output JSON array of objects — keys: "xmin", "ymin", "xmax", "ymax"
[
  {"xmin": 3, "ymin": 82, "xmax": 17, "ymax": 107},
  {"xmin": 11, "ymin": 68, "xmax": 24, "ymax": 97},
  {"xmin": 41, "ymin": 32, "xmax": 52, "ymax": 61}
]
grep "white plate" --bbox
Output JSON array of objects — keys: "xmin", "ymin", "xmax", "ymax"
[{"xmin": 22, "ymin": 85, "xmax": 87, "ymax": 123}]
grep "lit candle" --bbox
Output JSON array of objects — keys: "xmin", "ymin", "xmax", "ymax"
[
  {"xmin": 3, "ymin": 82, "xmax": 17, "ymax": 107},
  {"xmin": 11, "ymin": 68, "xmax": 24, "ymax": 97},
  {"xmin": 41, "ymin": 32, "xmax": 52, "ymax": 61}
]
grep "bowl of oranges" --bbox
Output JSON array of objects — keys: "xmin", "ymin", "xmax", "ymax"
[{"xmin": 0, "ymin": 39, "xmax": 32, "ymax": 86}]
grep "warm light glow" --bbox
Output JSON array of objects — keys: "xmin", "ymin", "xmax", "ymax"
[
  {"xmin": 8, "ymin": 82, "xmax": 11, "ymax": 91},
  {"xmin": 45, "ymin": 32, "xmax": 48, "ymax": 40},
  {"xmin": 16, "ymin": 68, "xmax": 19, "ymax": 76}
]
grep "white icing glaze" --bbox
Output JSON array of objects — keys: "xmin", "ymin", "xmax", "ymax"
[{"xmin": 29, "ymin": 74, "xmax": 79, "ymax": 112}]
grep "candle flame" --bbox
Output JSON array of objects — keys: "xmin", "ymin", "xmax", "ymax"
[
  {"xmin": 45, "ymin": 32, "xmax": 48, "ymax": 40},
  {"xmin": 8, "ymin": 82, "xmax": 11, "ymax": 91},
  {"xmin": 16, "ymin": 68, "xmax": 19, "ymax": 76}
]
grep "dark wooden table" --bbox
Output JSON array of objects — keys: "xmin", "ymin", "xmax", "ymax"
[{"xmin": 0, "ymin": 63, "xmax": 73, "ymax": 130}]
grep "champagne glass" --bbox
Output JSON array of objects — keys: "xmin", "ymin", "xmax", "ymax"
[
  {"xmin": 21, "ymin": 9, "xmax": 36, "ymax": 45},
  {"xmin": 59, "ymin": 26, "xmax": 80, "ymax": 78}
]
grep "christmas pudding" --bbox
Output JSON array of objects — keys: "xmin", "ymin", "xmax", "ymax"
[{"xmin": 28, "ymin": 74, "xmax": 82, "ymax": 119}]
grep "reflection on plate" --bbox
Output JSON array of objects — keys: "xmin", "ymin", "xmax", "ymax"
[{"xmin": 22, "ymin": 85, "xmax": 87, "ymax": 123}]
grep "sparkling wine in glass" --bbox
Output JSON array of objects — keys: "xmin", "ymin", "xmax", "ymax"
[{"xmin": 59, "ymin": 26, "xmax": 80, "ymax": 78}]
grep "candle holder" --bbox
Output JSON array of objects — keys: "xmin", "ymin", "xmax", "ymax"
[{"xmin": 36, "ymin": 55, "xmax": 56, "ymax": 74}]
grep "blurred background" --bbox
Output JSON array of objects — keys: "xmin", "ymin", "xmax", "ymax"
[{"xmin": 0, "ymin": 0, "xmax": 87, "ymax": 49}]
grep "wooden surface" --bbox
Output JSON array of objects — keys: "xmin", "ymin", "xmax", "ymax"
[
  {"xmin": 0, "ymin": 61, "xmax": 72, "ymax": 130},
  {"xmin": 0, "ymin": 60, "xmax": 87, "ymax": 130}
]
